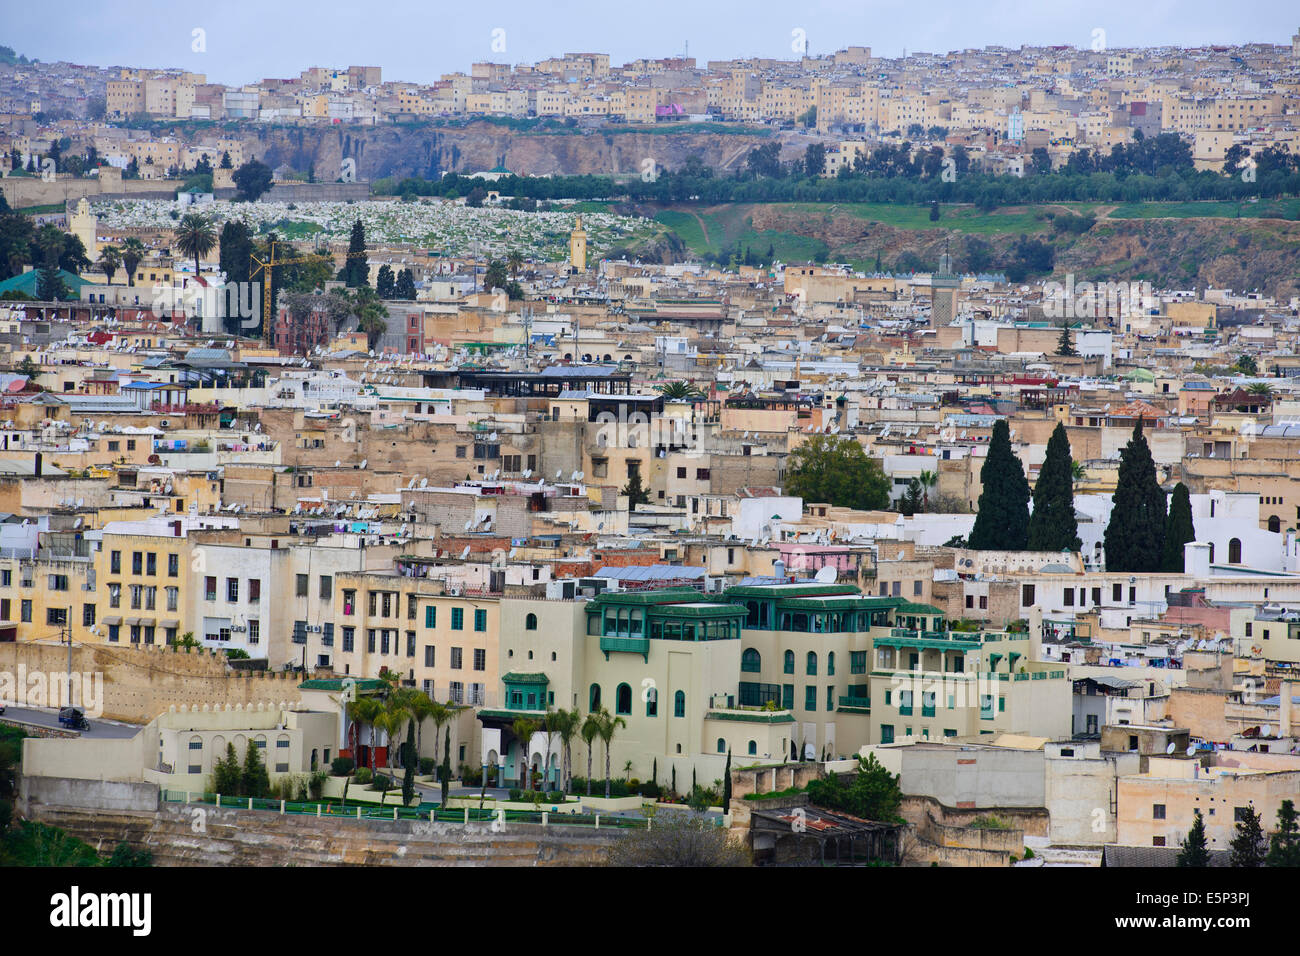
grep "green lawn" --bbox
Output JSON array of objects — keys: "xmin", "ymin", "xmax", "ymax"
[{"xmin": 1105, "ymin": 199, "xmax": 1300, "ymax": 220}]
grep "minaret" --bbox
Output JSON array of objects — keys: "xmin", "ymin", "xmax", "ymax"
[
  {"xmin": 569, "ymin": 214, "xmax": 587, "ymax": 273},
  {"xmin": 69, "ymin": 197, "xmax": 98, "ymax": 261}
]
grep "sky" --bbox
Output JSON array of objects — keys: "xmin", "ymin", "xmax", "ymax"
[{"xmin": 7, "ymin": 0, "xmax": 1298, "ymax": 86}]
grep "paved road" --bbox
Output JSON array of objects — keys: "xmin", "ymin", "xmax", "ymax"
[{"xmin": 0, "ymin": 705, "xmax": 141, "ymax": 739}]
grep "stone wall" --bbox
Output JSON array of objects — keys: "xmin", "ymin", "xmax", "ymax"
[
  {"xmin": 0, "ymin": 641, "xmax": 304, "ymax": 724},
  {"xmin": 901, "ymin": 793, "xmax": 1049, "ymax": 838},
  {"xmin": 22, "ymin": 784, "xmax": 623, "ymax": 866}
]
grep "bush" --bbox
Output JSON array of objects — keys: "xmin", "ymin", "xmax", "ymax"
[
  {"xmin": 461, "ymin": 764, "xmax": 483, "ymax": 786},
  {"xmin": 508, "ymin": 788, "xmax": 522, "ymax": 801},
  {"xmin": 354, "ymin": 767, "xmax": 372, "ymax": 785},
  {"xmin": 371, "ymin": 773, "xmax": 394, "ymax": 791},
  {"xmin": 330, "ymin": 757, "xmax": 355, "ymax": 777},
  {"xmin": 545, "ymin": 790, "xmax": 565, "ymax": 803},
  {"xmin": 419, "ymin": 757, "xmax": 436, "ymax": 775}
]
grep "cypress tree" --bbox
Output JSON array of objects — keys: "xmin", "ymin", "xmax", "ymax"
[
  {"xmin": 342, "ymin": 219, "xmax": 368, "ymax": 287},
  {"xmin": 1056, "ymin": 322, "xmax": 1077, "ymax": 356},
  {"xmin": 968, "ymin": 419, "xmax": 1031, "ymax": 550},
  {"xmin": 1229, "ymin": 803, "xmax": 1266, "ymax": 867},
  {"xmin": 722, "ymin": 750, "xmax": 732, "ymax": 807},
  {"xmin": 1177, "ymin": 809, "xmax": 1210, "ymax": 866},
  {"xmin": 1027, "ymin": 422, "xmax": 1081, "ymax": 552},
  {"xmin": 1162, "ymin": 483, "xmax": 1196, "ymax": 572},
  {"xmin": 1104, "ymin": 419, "xmax": 1166, "ymax": 572},
  {"xmin": 401, "ymin": 717, "xmax": 417, "ymax": 807},
  {"xmin": 1267, "ymin": 799, "xmax": 1300, "ymax": 866}
]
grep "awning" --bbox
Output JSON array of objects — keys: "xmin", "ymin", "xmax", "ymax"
[
  {"xmin": 101, "ymin": 616, "xmax": 122, "ymax": 626},
  {"xmin": 161, "ymin": 619, "xmax": 179, "ymax": 629}
]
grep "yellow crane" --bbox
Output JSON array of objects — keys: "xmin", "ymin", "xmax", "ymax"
[{"xmin": 249, "ymin": 240, "xmax": 371, "ymax": 339}]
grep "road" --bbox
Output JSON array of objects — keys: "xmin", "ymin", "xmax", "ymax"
[{"xmin": 0, "ymin": 705, "xmax": 141, "ymax": 739}]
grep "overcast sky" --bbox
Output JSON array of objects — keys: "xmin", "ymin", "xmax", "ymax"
[{"xmin": 9, "ymin": 0, "xmax": 1298, "ymax": 86}]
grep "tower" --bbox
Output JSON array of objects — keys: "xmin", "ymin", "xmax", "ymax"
[
  {"xmin": 69, "ymin": 197, "xmax": 98, "ymax": 261},
  {"xmin": 569, "ymin": 214, "xmax": 587, "ymax": 273},
  {"xmin": 930, "ymin": 243, "xmax": 959, "ymax": 327}
]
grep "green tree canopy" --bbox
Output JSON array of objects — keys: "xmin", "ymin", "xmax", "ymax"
[
  {"xmin": 805, "ymin": 753, "xmax": 903, "ymax": 822},
  {"xmin": 1104, "ymin": 419, "xmax": 1166, "ymax": 572},
  {"xmin": 1177, "ymin": 808, "xmax": 1210, "ymax": 866},
  {"xmin": 1027, "ymin": 422, "xmax": 1081, "ymax": 552},
  {"xmin": 783, "ymin": 434, "xmax": 890, "ymax": 511},
  {"xmin": 232, "ymin": 159, "xmax": 273, "ymax": 201},
  {"xmin": 967, "ymin": 419, "xmax": 1031, "ymax": 550},
  {"xmin": 1162, "ymin": 482, "xmax": 1195, "ymax": 572},
  {"xmin": 1267, "ymin": 799, "xmax": 1300, "ymax": 866},
  {"xmin": 1229, "ymin": 803, "xmax": 1266, "ymax": 867}
]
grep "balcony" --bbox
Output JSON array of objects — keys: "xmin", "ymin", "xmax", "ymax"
[
  {"xmin": 837, "ymin": 694, "xmax": 870, "ymax": 712},
  {"xmin": 599, "ymin": 635, "xmax": 649, "ymax": 662}
]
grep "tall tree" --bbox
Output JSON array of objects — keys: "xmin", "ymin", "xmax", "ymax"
[
  {"xmin": 342, "ymin": 219, "xmax": 368, "ymax": 287},
  {"xmin": 621, "ymin": 470, "xmax": 650, "ymax": 512},
  {"xmin": 580, "ymin": 712, "xmax": 600, "ymax": 797},
  {"xmin": 232, "ymin": 158, "xmax": 273, "ymax": 201},
  {"xmin": 783, "ymin": 434, "xmax": 891, "ymax": 511},
  {"xmin": 511, "ymin": 716, "xmax": 538, "ymax": 789},
  {"xmin": 97, "ymin": 244, "xmax": 122, "ymax": 285},
  {"xmin": 1267, "ymin": 799, "xmax": 1300, "ymax": 866},
  {"xmin": 375, "ymin": 264, "xmax": 395, "ymax": 298},
  {"xmin": 218, "ymin": 220, "xmax": 253, "ymax": 289},
  {"xmin": 1229, "ymin": 803, "xmax": 1267, "ymax": 867},
  {"xmin": 240, "ymin": 740, "xmax": 271, "ymax": 798},
  {"xmin": 968, "ymin": 419, "xmax": 1031, "ymax": 550},
  {"xmin": 1027, "ymin": 422, "xmax": 1081, "ymax": 552},
  {"xmin": 120, "ymin": 237, "xmax": 145, "ymax": 287},
  {"xmin": 394, "ymin": 268, "xmax": 416, "ymax": 300},
  {"xmin": 1162, "ymin": 482, "xmax": 1196, "ymax": 572},
  {"xmin": 1056, "ymin": 322, "xmax": 1078, "ymax": 356},
  {"xmin": 174, "ymin": 212, "xmax": 216, "ymax": 278},
  {"xmin": 1177, "ymin": 809, "xmax": 1210, "ymax": 866},
  {"xmin": 1104, "ymin": 419, "xmax": 1166, "ymax": 572}
]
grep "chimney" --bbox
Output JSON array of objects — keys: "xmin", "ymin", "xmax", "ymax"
[
  {"xmin": 33, "ymin": 453, "xmax": 42, "ymax": 478},
  {"xmin": 1184, "ymin": 541, "xmax": 1211, "ymax": 579}
]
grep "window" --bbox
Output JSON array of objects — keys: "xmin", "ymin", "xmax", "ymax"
[
  {"xmin": 451, "ymin": 608, "xmax": 464, "ymax": 630},
  {"xmin": 249, "ymin": 620, "xmax": 260, "ymax": 644},
  {"xmin": 747, "ymin": 740, "xmax": 757, "ymax": 755},
  {"xmin": 110, "ymin": 551, "xmax": 121, "ymax": 575},
  {"xmin": 525, "ymin": 613, "xmax": 537, "ymax": 631},
  {"xmin": 741, "ymin": 648, "xmax": 761, "ymax": 672},
  {"xmin": 589, "ymin": 684, "xmax": 601, "ymax": 711},
  {"xmin": 474, "ymin": 609, "xmax": 487, "ymax": 632},
  {"xmin": 425, "ymin": 605, "xmax": 436, "ymax": 628},
  {"xmin": 880, "ymin": 724, "xmax": 894, "ymax": 744},
  {"xmin": 406, "ymin": 632, "xmax": 416, "ymax": 657},
  {"xmin": 132, "ymin": 552, "xmax": 142, "ymax": 575},
  {"xmin": 320, "ymin": 576, "xmax": 332, "ymax": 599},
  {"xmin": 450, "ymin": 647, "xmax": 463, "ymax": 669},
  {"xmin": 717, "ymin": 738, "xmax": 726, "ymax": 753},
  {"xmin": 342, "ymin": 627, "xmax": 355, "ymax": 652},
  {"xmin": 1153, "ymin": 804, "xmax": 1166, "ymax": 820},
  {"xmin": 806, "ymin": 651, "xmax": 817, "ymax": 675},
  {"xmin": 473, "ymin": 648, "xmax": 486, "ymax": 671},
  {"xmin": 296, "ymin": 574, "xmax": 309, "ymax": 597},
  {"xmin": 168, "ymin": 553, "xmax": 179, "ymax": 577},
  {"xmin": 783, "ymin": 650, "xmax": 795, "ymax": 674},
  {"xmin": 83, "ymin": 604, "xmax": 95, "ymax": 627},
  {"xmin": 805, "ymin": 686, "xmax": 817, "ymax": 711},
  {"xmin": 673, "ymin": 690, "xmax": 685, "ymax": 717},
  {"xmin": 227, "ymin": 578, "xmax": 239, "ymax": 602},
  {"xmin": 616, "ymin": 683, "xmax": 632, "ymax": 715},
  {"xmin": 424, "ymin": 645, "xmax": 435, "ymax": 667},
  {"xmin": 205, "ymin": 576, "xmax": 216, "ymax": 601},
  {"xmin": 827, "ymin": 652, "xmax": 835, "ymax": 676},
  {"xmin": 646, "ymin": 688, "xmax": 657, "ymax": 717},
  {"xmin": 248, "ymin": 579, "xmax": 260, "ymax": 603},
  {"xmin": 343, "ymin": 590, "xmax": 356, "ymax": 615},
  {"xmin": 913, "ymin": 580, "xmax": 922, "ymax": 596},
  {"xmin": 146, "ymin": 552, "xmax": 156, "ymax": 576}
]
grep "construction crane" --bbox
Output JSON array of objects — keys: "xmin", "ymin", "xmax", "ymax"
[{"xmin": 249, "ymin": 239, "xmax": 372, "ymax": 340}]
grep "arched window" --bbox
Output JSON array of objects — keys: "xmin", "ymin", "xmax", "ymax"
[
  {"xmin": 717, "ymin": 738, "xmax": 726, "ymax": 753},
  {"xmin": 525, "ymin": 613, "xmax": 538, "ymax": 630},
  {"xmin": 807, "ymin": 651, "xmax": 818, "ymax": 675},
  {"xmin": 827, "ymin": 651, "xmax": 836, "ymax": 676},
  {"xmin": 589, "ymin": 684, "xmax": 601, "ymax": 711},
  {"xmin": 783, "ymin": 650, "xmax": 795, "ymax": 674},
  {"xmin": 1268, "ymin": 515, "xmax": 1281, "ymax": 533},
  {"xmin": 674, "ymin": 690, "xmax": 686, "ymax": 718},
  {"xmin": 646, "ymin": 687, "xmax": 657, "ymax": 717},
  {"xmin": 1229, "ymin": 537, "xmax": 1242, "ymax": 564},
  {"xmin": 616, "ymin": 682, "xmax": 632, "ymax": 715},
  {"xmin": 747, "ymin": 740, "xmax": 757, "ymax": 755},
  {"xmin": 741, "ymin": 647, "xmax": 761, "ymax": 672}
]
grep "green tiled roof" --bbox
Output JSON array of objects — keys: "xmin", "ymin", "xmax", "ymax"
[
  {"xmin": 298, "ymin": 678, "xmax": 387, "ymax": 691},
  {"xmin": 0, "ymin": 268, "xmax": 91, "ymax": 299},
  {"xmin": 502, "ymin": 672, "xmax": 549, "ymax": 684}
]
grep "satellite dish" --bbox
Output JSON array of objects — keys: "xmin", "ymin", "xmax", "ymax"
[
  {"xmin": 1262, "ymin": 725, "xmax": 1273, "ymax": 737},
  {"xmin": 814, "ymin": 566, "xmax": 838, "ymax": 584},
  {"xmin": 1165, "ymin": 742, "xmax": 1176, "ymax": 755},
  {"xmin": 460, "ymin": 546, "xmax": 471, "ymax": 560},
  {"xmin": 360, "ymin": 459, "xmax": 368, "ymax": 469},
  {"xmin": 419, "ymin": 478, "xmax": 428, "ymax": 488},
  {"xmin": 1186, "ymin": 745, "xmax": 1197, "ymax": 757}
]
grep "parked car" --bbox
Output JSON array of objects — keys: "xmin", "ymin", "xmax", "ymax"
[{"xmin": 58, "ymin": 707, "xmax": 89, "ymax": 731}]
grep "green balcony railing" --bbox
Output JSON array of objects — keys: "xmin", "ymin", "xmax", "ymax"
[
  {"xmin": 838, "ymin": 695, "xmax": 871, "ymax": 709},
  {"xmin": 599, "ymin": 635, "xmax": 650, "ymax": 661}
]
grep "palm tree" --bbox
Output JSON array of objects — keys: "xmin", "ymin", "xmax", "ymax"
[
  {"xmin": 1070, "ymin": 459, "xmax": 1087, "ymax": 488},
  {"xmin": 541, "ymin": 709, "xmax": 563, "ymax": 792},
  {"xmin": 581, "ymin": 711, "xmax": 601, "ymax": 796},
  {"xmin": 175, "ymin": 212, "xmax": 216, "ymax": 279},
  {"xmin": 511, "ymin": 717, "xmax": 538, "ymax": 789},
  {"xmin": 593, "ymin": 707, "xmax": 627, "ymax": 799},
  {"xmin": 347, "ymin": 286, "xmax": 387, "ymax": 351},
  {"xmin": 656, "ymin": 380, "xmax": 705, "ymax": 401},
  {"xmin": 97, "ymin": 245, "xmax": 122, "ymax": 285},
  {"xmin": 120, "ymin": 237, "xmax": 146, "ymax": 287},
  {"xmin": 427, "ymin": 700, "xmax": 454, "ymax": 769},
  {"xmin": 395, "ymin": 688, "xmax": 434, "ymax": 766},
  {"xmin": 346, "ymin": 696, "xmax": 383, "ymax": 771},
  {"xmin": 553, "ymin": 707, "xmax": 582, "ymax": 793},
  {"xmin": 507, "ymin": 250, "xmax": 524, "ymax": 278},
  {"xmin": 1247, "ymin": 382, "xmax": 1274, "ymax": 396},
  {"xmin": 917, "ymin": 470, "xmax": 937, "ymax": 510},
  {"xmin": 374, "ymin": 697, "xmax": 409, "ymax": 772}
]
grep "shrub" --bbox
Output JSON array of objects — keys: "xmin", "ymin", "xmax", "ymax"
[
  {"xmin": 371, "ymin": 773, "xmax": 394, "ymax": 791},
  {"xmin": 969, "ymin": 814, "xmax": 1012, "ymax": 830},
  {"xmin": 330, "ymin": 757, "xmax": 355, "ymax": 777},
  {"xmin": 545, "ymin": 790, "xmax": 565, "ymax": 803},
  {"xmin": 508, "ymin": 788, "xmax": 522, "ymax": 801},
  {"xmin": 419, "ymin": 757, "xmax": 436, "ymax": 775},
  {"xmin": 354, "ymin": 767, "xmax": 372, "ymax": 785},
  {"xmin": 461, "ymin": 764, "xmax": 483, "ymax": 786}
]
